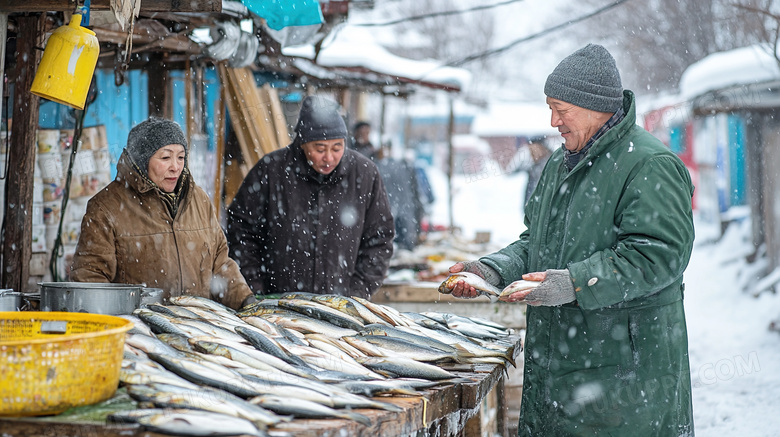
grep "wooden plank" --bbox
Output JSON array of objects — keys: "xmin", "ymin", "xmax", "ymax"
[
  {"xmin": 463, "ymin": 411, "xmax": 482, "ymax": 437},
  {"xmin": 261, "ymin": 83, "xmax": 291, "ymax": 148},
  {"xmin": 0, "ymin": 0, "xmax": 221, "ymax": 12},
  {"xmin": 1, "ymin": 14, "xmax": 44, "ymax": 292},
  {"xmin": 459, "ymin": 365, "xmax": 505, "ymax": 410},
  {"xmin": 254, "ymin": 84, "xmax": 279, "ymax": 150},
  {"xmin": 217, "ymin": 64, "xmax": 256, "ymax": 168},
  {"xmin": 233, "ymin": 68, "xmax": 275, "ymax": 156},
  {"xmin": 227, "ymin": 67, "xmax": 261, "ymax": 159},
  {"xmin": 222, "ymin": 66, "xmax": 265, "ymax": 162},
  {"xmin": 494, "ymin": 378, "xmax": 507, "ymax": 437}
]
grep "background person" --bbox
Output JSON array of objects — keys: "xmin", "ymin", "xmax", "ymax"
[
  {"xmin": 71, "ymin": 117, "xmax": 254, "ymax": 310},
  {"xmin": 376, "ymin": 149, "xmax": 425, "ymax": 251},
  {"xmin": 351, "ymin": 120, "xmax": 378, "ymax": 160},
  {"xmin": 448, "ymin": 44, "xmax": 695, "ymax": 435},
  {"xmin": 523, "ymin": 136, "xmax": 552, "ymax": 205},
  {"xmin": 227, "ymin": 96, "xmax": 394, "ymax": 298}
]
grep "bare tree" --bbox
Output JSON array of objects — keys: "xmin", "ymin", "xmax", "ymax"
[
  {"xmin": 377, "ymin": 0, "xmax": 498, "ymax": 103},
  {"xmin": 580, "ymin": 0, "xmax": 778, "ymax": 93}
]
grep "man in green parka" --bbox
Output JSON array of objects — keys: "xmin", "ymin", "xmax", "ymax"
[{"xmin": 449, "ymin": 44, "xmax": 695, "ymax": 436}]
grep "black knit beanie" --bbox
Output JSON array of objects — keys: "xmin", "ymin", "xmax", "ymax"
[
  {"xmin": 544, "ymin": 44, "xmax": 623, "ymax": 113},
  {"xmin": 126, "ymin": 117, "xmax": 188, "ymax": 177},
  {"xmin": 294, "ymin": 95, "xmax": 347, "ymax": 144}
]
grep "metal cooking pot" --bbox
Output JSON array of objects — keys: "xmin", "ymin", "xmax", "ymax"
[
  {"xmin": 39, "ymin": 282, "xmax": 144, "ymax": 315},
  {"xmin": 0, "ymin": 289, "xmax": 22, "ymax": 311},
  {"xmin": 141, "ymin": 288, "xmax": 164, "ymax": 306}
]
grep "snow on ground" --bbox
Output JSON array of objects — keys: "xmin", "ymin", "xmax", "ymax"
[
  {"xmin": 425, "ymin": 166, "xmax": 780, "ymax": 436},
  {"xmin": 685, "ymin": 219, "xmax": 780, "ymax": 437},
  {"xmin": 426, "ymin": 163, "xmax": 528, "ymax": 247}
]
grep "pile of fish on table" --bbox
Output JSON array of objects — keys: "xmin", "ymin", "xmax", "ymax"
[{"xmin": 113, "ymin": 293, "xmax": 518, "ymax": 436}]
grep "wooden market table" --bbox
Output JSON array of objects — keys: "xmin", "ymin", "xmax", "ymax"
[
  {"xmin": 373, "ymin": 281, "xmax": 528, "ymax": 436},
  {"xmin": 0, "ymin": 334, "xmax": 520, "ymax": 437}
]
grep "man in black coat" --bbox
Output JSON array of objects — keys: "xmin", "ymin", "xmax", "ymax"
[{"xmin": 227, "ymin": 96, "xmax": 395, "ymax": 298}]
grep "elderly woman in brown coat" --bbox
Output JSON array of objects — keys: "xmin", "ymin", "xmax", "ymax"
[{"xmin": 70, "ymin": 117, "xmax": 254, "ymax": 310}]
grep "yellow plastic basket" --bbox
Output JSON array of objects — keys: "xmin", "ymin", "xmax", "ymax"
[{"xmin": 0, "ymin": 311, "xmax": 132, "ymax": 416}]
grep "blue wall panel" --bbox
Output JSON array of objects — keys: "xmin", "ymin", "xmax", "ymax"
[
  {"xmin": 39, "ymin": 69, "xmax": 149, "ymax": 178},
  {"xmin": 728, "ymin": 114, "xmax": 746, "ymax": 207}
]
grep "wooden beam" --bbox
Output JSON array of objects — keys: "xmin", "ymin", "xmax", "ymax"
[
  {"xmin": 92, "ymin": 28, "xmax": 200, "ymax": 54},
  {"xmin": 263, "ymin": 84, "xmax": 291, "ymax": 148},
  {"xmin": 0, "ymin": 0, "xmax": 221, "ymax": 13},
  {"xmin": 1, "ymin": 14, "xmax": 44, "ymax": 292}
]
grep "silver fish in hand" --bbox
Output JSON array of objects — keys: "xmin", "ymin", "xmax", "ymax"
[
  {"xmin": 438, "ymin": 272, "xmax": 503, "ymax": 301},
  {"xmin": 499, "ymin": 279, "xmax": 541, "ymax": 300}
]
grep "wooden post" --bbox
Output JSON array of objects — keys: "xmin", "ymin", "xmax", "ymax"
[
  {"xmin": 379, "ymin": 93, "xmax": 386, "ymax": 155},
  {"xmin": 447, "ymin": 94, "xmax": 455, "ymax": 233},
  {"xmin": 184, "ymin": 59, "xmax": 193, "ymax": 145},
  {"xmin": 496, "ymin": 376, "xmax": 508, "ymax": 436},
  {"xmin": 213, "ymin": 85, "xmax": 225, "ymax": 216},
  {"xmin": 147, "ymin": 55, "xmax": 170, "ymax": 118},
  {"xmin": 0, "ymin": 13, "xmax": 7, "ymax": 121},
  {"xmin": 1, "ymin": 14, "xmax": 45, "ymax": 292}
]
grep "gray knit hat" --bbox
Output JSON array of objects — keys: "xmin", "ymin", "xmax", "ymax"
[
  {"xmin": 126, "ymin": 117, "xmax": 188, "ymax": 176},
  {"xmin": 294, "ymin": 95, "xmax": 347, "ymax": 144},
  {"xmin": 544, "ymin": 44, "xmax": 623, "ymax": 113}
]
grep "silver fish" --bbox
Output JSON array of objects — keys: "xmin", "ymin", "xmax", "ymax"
[
  {"xmin": 500, "ymin": 278, "xmax": 542, "ymax": 298},
  {"xmin": 354, "ymin": 334, "xmax": 461, "ymax": 363},
  {"xmin": 125, "ymin": 382, "xmax": 283, "ymax": 428},
  {"xmin": 156, "ymin": 333, "xmax": 196, "ymax": 353},
  {"xmin": 134, "ymin": 309, "xmax": 196, "ymax": 337},
  {"xmin": 359, "ymin": 324, "xmax": 458, "ymax": 355},
  {"xmin": 438, "ymin": 272, "xmax": 503, "ymax": 301},
  {"xmin": 125, "ymin": 333, "xmax": 183, "ymax": 357},
  {"xmin": 169, "ymin": 295, "xmax": 237, "ymax": 314},
  {"xmin": 299, "ymin": 354, "xmax": 385, "ymax": 380},
  {"xmin": 278, "ymin": 299, "xmax": 365, "ymax": 331},
  {"xmin": 135, "ymin": 410, "xmax": 266, "ymax": 437},
  {"xmin": 356, "ymin": 356, "xmax": 457, "ymax": 380},
  {"xmin": 398, "ymin": 325, "xmax": 515, "ymax": 366},
  {"xmin": 148, "ymin": 353, "xmax": 260, "ymax": 398},
  {"xmin": 176, "ymin": 319, "xmax": 246, "ymax": 343},
  {"xmin": 250, "ymin": 394, "xmax": 371, "ymax": 426},
  {"xmin": 119, "ymin": 368, "xmax": 200, "ymax": 390},
  {"xmin": 118, "ymin": 314, "xmax": 155, "ymax": 336},
  {"xmin": 234, "ymin": 325, "xmax": 311, "ymax": 369},
  {"xmin": 351, "ymin": 296, "xmax": 408, "ymax": 326},
  {"xmin": 261, "ymin": 314, "xmax": 357, "ymax": 338},
  {"xmin": 190, "ymin": 338, "xmax": 315, "ymax": 379}
]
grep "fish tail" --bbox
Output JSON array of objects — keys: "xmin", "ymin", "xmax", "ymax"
[{"xmin": 342, "ymin": 412, "xmax": 372, "ymax": 427}]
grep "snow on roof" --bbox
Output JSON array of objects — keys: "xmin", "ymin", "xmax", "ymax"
[
  {"xmin": 282, "ymin": 25, "xmax": 472, "ymax": 92},
  {"xmin": 679, "ymin": 44, "xmax": 780, "ymax": 100},
  {"xmin": 471, "ymin": 101, "xmax": 558, "ymax": 137},
  {"xmin": 405, "ymin": 97, "xmax": 483, "ymax": 118},
  {"xmin": 452, "ymin": 134, "xmax": 492, "ymax": 153}
]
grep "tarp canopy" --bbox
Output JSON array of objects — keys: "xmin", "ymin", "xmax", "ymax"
[{"xmin": 241, "ymin": 0, "xmax": 323, "ymax": 31}]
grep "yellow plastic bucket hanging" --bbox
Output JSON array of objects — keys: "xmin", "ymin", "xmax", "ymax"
[{"xmin": 30, "ymin": 14, "xmax": 99, "ymax": 110}]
